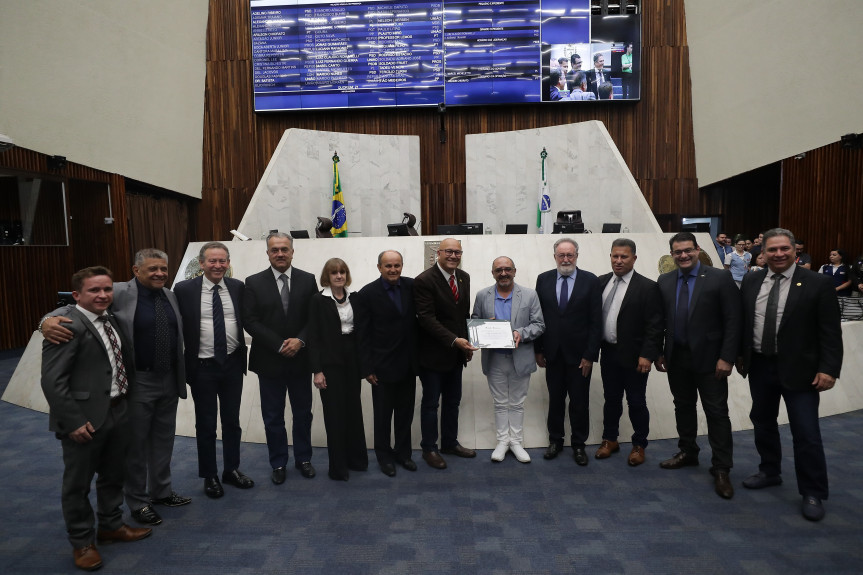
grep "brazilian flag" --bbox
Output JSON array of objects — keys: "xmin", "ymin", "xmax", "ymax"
[{"xmin": 331, "ymin": 153, "xmax": 347, "ymax": 237}]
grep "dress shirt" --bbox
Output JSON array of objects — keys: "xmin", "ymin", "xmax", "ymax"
[
  {"xmin": 199, "ymin": 276, "xmax": 240, "ymax": 358},
  {"xmin": 436, "ymin": 262, "xmax": 458, "ymax": 298},
  {"xmin": 556, "ymin": 269, "xmax": 578, "ymax": 302},
  {"xmin": 270, "ymin": 266, "xmax": 292, "ymax": 291},
  {"xmin": 493, "ymin": 288, "xmax": 514, "ymax": 355},
  {"xmin": 753, "ymin": 264, "xmax": 795, "ymax": 352},
  {"xmin": 322, "ymin": 287, "xmax": 354, "ymax": 334},
  {"xmin": 133, "ymin": 278, "xmax": 178, "ymax": 370},
  {"xmin": 602, "ymin": 269, "xmax": 633, "ymax": 344},
  {"xmin": 76, "ymin": 305, "xmax": 121, "ymax": 398}
]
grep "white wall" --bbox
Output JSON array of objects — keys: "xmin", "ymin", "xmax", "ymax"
[
  {"xmin": 686, "ymin": 0, "xmax": 863, "ymax": 186},
  {"xmin": 0, "ymin": 1, "xmax": 207, "ymax": 198}
]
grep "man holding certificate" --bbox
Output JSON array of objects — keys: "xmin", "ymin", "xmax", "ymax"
[{"xmin": 471, "ymin": 257, "xmax": 545, "ymax": 463}]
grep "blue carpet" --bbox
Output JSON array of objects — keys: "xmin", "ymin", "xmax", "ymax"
[{"xmin": 1, "ymin": 350, "xmax": 861, "ymax": 574}]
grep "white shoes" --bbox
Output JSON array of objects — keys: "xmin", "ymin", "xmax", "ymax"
[
  {"xmin": 491, "ymin": 442, "xmax": 509, "ymax": 462},
  {"xmin": 509, "ymin": 442, "xmax": 531, "ymax": 463}
]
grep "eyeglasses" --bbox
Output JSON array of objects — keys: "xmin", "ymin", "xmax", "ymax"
[
  {"xmin": 555, "ymin": 253, "xmax": 577, "ymax": 260},
  {"xmin": 671, "ymin": 248, "xmax": 698, "ymax": 257},
  {"xmin": 493, "ymin": 267, "xmax": 514, "ymax": 274},
  {"xmin": 440, "ymin": 249, "xmax": 463, "ymax": 257}
]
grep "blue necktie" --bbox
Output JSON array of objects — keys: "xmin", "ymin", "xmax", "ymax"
[
  {"xmin": 674, "ymin": 275, "xmax": 690, "ymax": 344},
  {"xmin": 559, "ymin": 276, "xmax": 570, "ymax": 312},
  {"xmin": 213, "ymin": 284, "xmax": 228, "ymax": 364}
]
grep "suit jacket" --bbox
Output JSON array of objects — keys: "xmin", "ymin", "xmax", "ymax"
[
  {"xmin": 41, "ymin": 307, "xmax": 136, "ymax": 434},
  {"xmin": 657, "ymin": 264, "xmax": 741, "ymax": 373},
  {"xmin": 586, "ymin": 68, "xmax": 609, "ymax": 98},
  {"xmin": 414, "ymin": 265, "xmax": 471, "ymax": 372},
  {"xmin": 355, "ymin": 276, "xmax": 418, "ymax": 382},
  {"xmin": 534, "ymin": 268, "xmax": 602, "ymax": 364},
  {"xmin": 307, "ymin": 291, "xmax": 360, "ymax": 376},
  {"xmin": 243, "ymin": 266, "xmax": 318, "ymax": 378},
  {"xmin": 567, "ymin": 88, "xmax": 596, "ymax": 101},
  {"xmin": 173, "ymin": 275, "xmax": 247, "ymax": 385},
  {"xmin": 471, "ymin": 282, "xmax": 545, "ymax": 377},
  {"xmin": 48, "ymin": 279, "xmax": 186, "ymax": 399},
  {"xmin": 598, "ymin": 271, "xmax": 664, "ymax": 370},
  {"xmin": 739, "ymin": 266, "xmax": 843, "ymax": 390}
]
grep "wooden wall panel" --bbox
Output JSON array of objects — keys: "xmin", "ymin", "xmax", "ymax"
[
  {"xmin": 201, "ymin": 0, "xmax": 701, "ymax": 240},
  {"xmin": 779, "ymin": 143, "xmax": 863, "ymax": 270},
  {"xmin": 0, "ymin": 149, "xmax": 131, "ymax": 349}
]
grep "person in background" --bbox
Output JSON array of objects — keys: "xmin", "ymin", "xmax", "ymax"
[
  {"xmin": 724, "ymin": 235, "xmax": 752, "ymax": 288},
  {"xmin": 795, "ymin": 240, "xmax": 812, "ymax": 269},
  {"xmin": 818, "ymin": 249, "xmax": 852, "ymax": 297}
]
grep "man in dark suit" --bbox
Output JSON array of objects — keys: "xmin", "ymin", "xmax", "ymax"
[
  {"xmin": 414, "ymin": 237, "xmax": 478, "ymax": 469},
  {"xmin": 41, "ymin": 266, "xmax": 151, "ymax": 571},
  {"xmin": 654, "ymin": 232, "xmax": 741, "ymax": 499},
  {"xmin": 42, "ymin": 249, "xmax": 192, "ymax": 526},
  {"xmin": 534, "ymin": 238, "xmax": 602, "ymax": 466},
  {"xmin": 174, "ymin": 241, "xmax": 253, "ymax": 498},
  {"xmin": 244, "ymin": 232, "xmax": 318, "ymax": 483},
  {"xmin": 737, "ymin": 228, "xmax": 843, "ymax": 521},
  {"xmin": 355, "ymin": 250, "xmax": 419, "ymax": 477},
  {"xmin": 586, "ymin": 52, "xmax": 608, "ymax": 99},
  {"xmin": 596, "ymin": 239, "xmax": 664, "ymax": 466}
]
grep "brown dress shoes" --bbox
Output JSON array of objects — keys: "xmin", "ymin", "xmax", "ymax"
[
  {"xmin": 97, "ymin": 524, "xmax": 153, "ymax": 543},
  {"xmin": 594, "ymin": 440, "xmax": 620, "ymax": 459},
  {"xmin": 73, "ymin": 544, "xmax": 102, "ymax": 571},
  {"xmin": 422, "ymin": 450, "xmax": 447, "ymax": 469},
  {"xmin": 628, "ymin": 445, "xmax": 646, "ymax": 466}
]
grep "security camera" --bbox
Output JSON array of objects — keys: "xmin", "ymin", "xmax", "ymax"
[
  {"xmin": 0, "ymin": 133, "xmax": 14, "ymax": 152},
  {"xmin": 230, "ymin": 229, "xmax": 251, "ymax": 241}
]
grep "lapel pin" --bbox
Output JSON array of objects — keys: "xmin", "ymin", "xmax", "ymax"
[{"xmin": 796, "ymin": 282, "xmax": 802, "ymax": 286}]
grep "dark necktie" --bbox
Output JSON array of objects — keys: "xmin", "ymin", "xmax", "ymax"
[
  {"xmin": 674, "ymin": 275, "xmax": 690, "ymax": 344},
  {"xmin": 98, "ymin": 316, "xmax": 128, "ymax": 395},
  {"xmin": 279, "ymin": 273, "xmax": 290, "ymax": 315},
  {"xmin": 153, "ymin": 293, "xmax": 171, "ymax": 375},
  {"xmin": 387, "ymin": 284, "xmax": 402, "ymax": 314},
  {"xmin": 449, "ymin": 274, "xmax": 459, "ymax": 303},
  {"xmin": 559, "ymin": 275, "xmax": 570, "ymax": 312},
  {"xmin": 212, "ymin": 284, "xmax": 228, "ymax": 364},
  {"xmin": 761, "ymin": 274, "xmax": 782, "ymax": 356}
]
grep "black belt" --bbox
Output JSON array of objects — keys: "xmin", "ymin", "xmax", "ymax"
[
  {"xmin": 110, "ymin": 394, "xmax": 126, "ymax": 407},
  {"xmin": 198, "ymin": 349, "xmax": 243, "ymax": 367}
]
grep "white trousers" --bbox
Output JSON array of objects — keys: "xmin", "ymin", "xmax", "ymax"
[{"xmin": 487, "ymin": 353, "xmax": 531, "ymax": 443}]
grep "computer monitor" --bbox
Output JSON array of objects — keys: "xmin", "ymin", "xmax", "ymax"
[
  {"xmin": 387, "ymin": 223, "xmax": 410, "ymax": 237},
  {"xmin": 556, "ymin": 210, "xmax": 582, "ymax": 224},
  {"xmin": 290, "ymin": 230, "xmax": 309, "ymax": 239},
  {"xmin": 505, "ymin": 224, "xmax": 528, "ymax": 234},
  {"xmin": 436, "ymin": 224, "xmax": 461, "ymax": 235},
  {"xmin": 601, "ymin": 223, "xmax": 621, "ymax": 233},
  {"xmin": 460, "ymin": 222, "xmax": 483, "ymax": 235},
  {"xmin": 57, "ymin": 292, "xmax": 75, "ymax": 307},
  {"xmin": 552, "ymin": 222, "xmax": 585, "ymax": 234}
]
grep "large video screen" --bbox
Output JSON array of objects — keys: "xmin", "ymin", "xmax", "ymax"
[{"xmin": 251, "ymin": 0, "xmax": 640, "ymax": 111}]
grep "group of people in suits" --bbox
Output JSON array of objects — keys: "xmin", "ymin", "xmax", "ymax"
[{"xmin": 38, "ymin": 228, "xmax": 844, "ymax": 569}]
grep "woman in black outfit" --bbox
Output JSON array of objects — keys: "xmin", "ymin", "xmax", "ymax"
[{"xmin": 309, "ymin": 258, "xmax": 368, "ymax": 480}]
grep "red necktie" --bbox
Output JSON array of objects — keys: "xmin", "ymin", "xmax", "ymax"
[{"xmin": 449, "ymin": 274, "xmax": 459, "ymax": 302}]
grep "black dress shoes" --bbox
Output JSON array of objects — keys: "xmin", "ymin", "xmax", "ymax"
[
  {"xmin": 742, "ymin": 471, "xmax": 783, "ymax": 489},
  {"xmin": 422, "ymin": 450, "xmax": 447, "ymax": 469},
  {"xmin": 802, "ymin": 496, "xmax": 825, "ymax": 521},
  {"xmin": 131, "ymin": 505, "xmax": 162, "ymax": 526},
  {"xmin": 272, "ymin": 466, "xmax": 286, "ymax": 485},
  {"xmin": 544, "ymin": 443, "xmax": 563, "ymax": 460},
  {"xmin": 573, "ymin": 447, "xmax": 589, "ymax": 466},
  {"xmin": 204, "ymin": 476, "xmax": 224, "ymax": 499},
  {"xmin": 711, "ymin": 468, "xmax": 734, "ymax": 499},
  {"xmin": 659, "ymin": 451, "xmax": 699, "ymax": 469},
  {"xmin": 380, "ymin": 463, "xmax": 397, "ymax": 477},
  {"xmin": 297, "ymin": 461, "xmax": 316, "ymax": 478},
  {"xmin": 440, "ymin": 444, "xmax": 477, "ymax": 458},
  {"xmin": 152, "ymin": 492, "xmax": 192, "ymax": 507},
  {"xmin": 222, "ymin": 469, "xmax": 255, "ymax": 489},
  {"xmin": 328, "ymin": 470, "xmax": 349, "ymax": 481},
  {"xmin": 399, "ymin": 458, "xmax": 418, "ymax": 472}
]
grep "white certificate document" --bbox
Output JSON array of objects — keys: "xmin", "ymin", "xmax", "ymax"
[{"xmin": 467, "ymin": 319, "xmax": 514, "ymax": 349}]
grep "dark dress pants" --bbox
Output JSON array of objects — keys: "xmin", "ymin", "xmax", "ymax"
[
  {"xmin": 749, "ymin": 353, "xmax": 828, "ymax": 499},
  {"xmin": 599, "ymin": 343, "xmax": 650, "ymax": 447},
  {"xmin": 545, "ymin": 355, "xmax": 591, "ymax": 449},
  {"xmin": 371, "ymin": 374, "xmax": 416, "ymax": 465},
  {"xmin": 125, "ymin": 370, "xmax": 180, "ymax": 511},
  {"xmin": 667, "ymin": 345, "xmax": 733, "ymax": 471},
  {"xmin": 318, "ymin": 339, "xmax": 368, "ymax": 477},
  {"xmin": 190, "ymin": 353, "xmax": 244, "ymax": 478},
  {"xmin": 61, "ymin": 399, "xmax": 130, "ymax": 548},
  {"xmin": 259, "ymin": 370, "xmax": 313, "ymax": 469},
  {"xmin": 419, "ymin": 365, "xmax": 463, "ymax": 452}
]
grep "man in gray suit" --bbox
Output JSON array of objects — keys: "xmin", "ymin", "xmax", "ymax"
[
  {"xmin": 41, "ymin": 249, "xmax": 191, "ymax": 527},
  {"xmin": 471, "ymin": 256, "xmax": 545, "ymax": 463},
  {"xmin": 41, "ymin": 266, "xmax": 151, "ymax": 571},
  {"xmin": 567, "ymin": 71, "xmax": 596, "ymax": 101}
]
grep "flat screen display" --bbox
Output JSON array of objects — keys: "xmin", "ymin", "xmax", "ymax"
[{"xmin": 250, "ymin": 0, "xmax": 640, "ymax": 111}]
